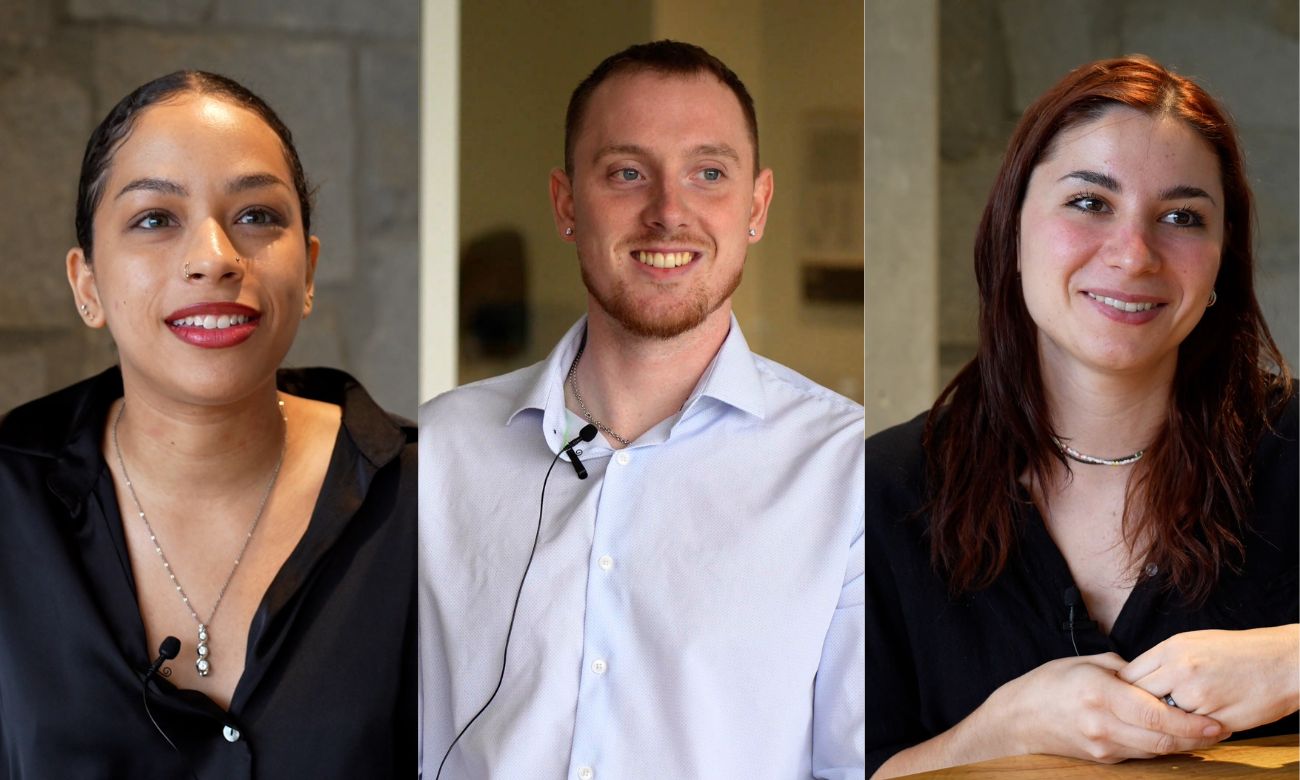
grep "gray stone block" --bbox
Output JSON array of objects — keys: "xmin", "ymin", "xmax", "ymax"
[
  {"xmin": 940, "ymin": 0, "xmax": 1011, "ymax": 161},
  {"xmin": 939, "ymin": 146, "xmax": 1002, "ymax": 344},
  {"xmin": 213, "ymin": 0, "xmax": 418, "ymax": 39},
  {"xmin": 283, "ymin": 284, "xmax": 346, "ymax": 371},
  {"xmin": 90, "ymin": 30, "xmax": 356, "ymax": 284},
  {"xmin": 359, "ymin": 44, "xmax": 419, "ymax": 237},
  {"xmin": 0, "ymin": 73, "xmax": 92, "ymax": 329},
  {"xmin": 0, "ymin": 0, "xmax": 55, "ymax": 45},
  {"xmin": 998, "ymin": 0, "xmax": 1121, "ymax": 113},
  {"xmin": 67, "ymin": 0, "xmax": 210, "ymax": 24},
  {"xmin": 346, "ymin": 233, "xmax": 417, "ymax": 418},
  {"xmin": 1254, "ymin": 248, "xmax": 1298, "ymax": 372},
  {"xmin": 1244, "ymin": 127, "xmax": 1300, "ymax": 248},
  {"xmin": 1120, "ymin": 0, "xmax": 1298, "ymax": 130}
]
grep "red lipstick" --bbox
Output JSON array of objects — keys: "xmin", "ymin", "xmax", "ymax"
[{"xmin": 164, "ymin": 302, "xmax": 261, "ymax": 349}]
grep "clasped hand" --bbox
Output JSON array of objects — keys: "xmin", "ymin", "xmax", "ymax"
[
  {"xmin": 992, "ymin": 653, "xmax": 1227, "ymax": 763},
  {"xmin": 1118, "ymin": 625, "xmax": 1300, "ymax": 733}
]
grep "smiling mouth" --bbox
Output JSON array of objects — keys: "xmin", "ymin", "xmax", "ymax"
[
  {"xmin": 168, "ymin": 314, "xmax": 256, "ymax": 329},
  {"xmin": 1085, "ymin": 292, "xmax": 1161, "ymax": 313},
  {"xmin": 635, "ymin": 250, "xmax": 696, "ymax": 269}
]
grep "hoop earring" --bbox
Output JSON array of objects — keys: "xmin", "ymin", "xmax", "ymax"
[{"xmin": 1207, "ymin": 289, "xmax": 1217, "ymax": 307}]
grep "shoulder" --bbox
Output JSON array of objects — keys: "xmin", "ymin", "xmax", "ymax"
[
  {"xmin": 418, "ymin": 361, "xmax": 542, "ymax": 432},
  {"xmin": 0, "ymin": 370, "xmax": 116, "ymax": 457},
  {"xmin": 864, "ymin": 409, "xmax": 930, "ymax": 519},
  {"xmin": 748, "ymin": 353, "xmax": 864, "ymax": 439}
]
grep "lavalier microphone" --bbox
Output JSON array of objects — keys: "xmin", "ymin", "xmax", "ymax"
[{"xmin": 565, "ymin": 424, "xmax": 598, "ymax": 479}]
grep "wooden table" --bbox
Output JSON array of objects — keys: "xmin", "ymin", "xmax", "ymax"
[{"xmin": 906, "ymin": 735, "xmax": 1298, "ymax": 778}]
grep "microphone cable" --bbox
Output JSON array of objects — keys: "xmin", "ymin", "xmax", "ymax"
[{"xmin": 435, "ymin": 424, "xmax": 597, "ymax": 780}]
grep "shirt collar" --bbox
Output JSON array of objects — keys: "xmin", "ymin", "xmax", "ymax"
[{"xmin": 507, "ymin": 314, "xmax": 766, "ymax": 453}]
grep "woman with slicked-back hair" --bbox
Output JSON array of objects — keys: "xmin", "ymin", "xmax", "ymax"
[
  {"xmin": 865, "ymin": 56, "xmax": 1296, "ymax": 777},
  {"xmin": 0, "ymin": 72, "xmax": 415, "ymax": 778}
]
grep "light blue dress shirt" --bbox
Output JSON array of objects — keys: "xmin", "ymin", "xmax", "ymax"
[{"xmin": 419, "ymin": 316, "xmax": 865, "ymax": 779}]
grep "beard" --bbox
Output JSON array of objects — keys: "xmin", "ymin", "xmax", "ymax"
[{"xmin": 579, "ymin": 254, "xmax": 743, "ymax": 340}]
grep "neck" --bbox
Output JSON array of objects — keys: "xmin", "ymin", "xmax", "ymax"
[
  {"xmin": 1039, "ymin": 349, "xmax": 1176, "ymax": 463},
  {"xmin": 111, "ymin": 371, "xmax": 287, "ymax": 504},
  {"xmin": 570, "ymin": 300, "xmax": 732, "ymax": 446}
]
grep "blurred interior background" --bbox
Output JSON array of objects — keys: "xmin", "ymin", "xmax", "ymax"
[
  {"xmin": 867, "ymin": 0, "xmax": 1298, "ymax": 435},
  {"xmin": 432, "ymin": 0, "xmax": 865, "ymax": 404}
]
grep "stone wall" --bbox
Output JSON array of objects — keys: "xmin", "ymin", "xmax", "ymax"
[
  {"xmin": 939, "ymin": 0, "xmax": 1300, "ymax": 383},
  {"xmin": 0, "ymin": 0, "xmax": 419, "ymax": 417}
]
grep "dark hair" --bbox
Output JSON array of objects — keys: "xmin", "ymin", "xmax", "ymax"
[
  {"xmin": 564, "ymin": 40, "xmax": 759, "ymax": 177},
  {"xmin": 924, "ymin": 55, "xmax": 1292, "ymax": 602},
  {"xmin": 75, "ymin": 70, "xmax": 314, "ymax": 262}
]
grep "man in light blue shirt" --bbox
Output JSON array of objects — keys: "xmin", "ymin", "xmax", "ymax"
[{"xmin": 419, "ymin": 41, "xmax": 864, "ymax": 779}]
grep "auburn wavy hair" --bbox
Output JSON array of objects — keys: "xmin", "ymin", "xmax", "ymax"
[{"xmin": 923, "ymin": 55, "xmax": 1292, "ymax": 602}]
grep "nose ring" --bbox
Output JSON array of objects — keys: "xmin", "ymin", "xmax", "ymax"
[{"xmin": 183, "ymin": 262, "xmax": 191, "ymax": 280}]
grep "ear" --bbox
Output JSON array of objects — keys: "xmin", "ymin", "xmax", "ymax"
[
  {"xmin": 302, "ymin": 235, "xmax": 321, "ymax": 318},
  {"xmin": 549, "ymin": 167, "xmax": 576, "ymax": 242},
  {"xmin": 66, "ymin": 247, "xmax": 105, "ymax": 328},
  {"xmin": 746, "ymin": 168, "xmax": 775, "ymax": 243}
]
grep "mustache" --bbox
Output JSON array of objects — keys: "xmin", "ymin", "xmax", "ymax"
[{"xmin": 617, "ymin": 230, "xmax": 713, "ymax": 249}]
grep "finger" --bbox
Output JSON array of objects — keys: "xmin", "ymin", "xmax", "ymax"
[
  {"xmin": 1083, "ymin": 652, "xmax": 1129, "ymax": 672},
  {"xmin": 1110, "ymin": 685, "xmax": 1224, "ymax": 739},
  {"xmin": 1130, "ymin": 668, "xmax": 1177, "ymax": 700},
  {"xmin": 1119, "ymin": 645, "xmax": 1164, "ymax": 683},
  {"xmin": 1101, "ymin": 719, "xmax": 1227, "ymax": 758}
]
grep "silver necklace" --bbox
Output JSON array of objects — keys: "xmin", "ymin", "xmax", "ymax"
[
  {"xmin": 112, "ymin": 398, "xmax": 287, "ymax": 677},
  {"xmin": 1052, "ymin": 436, "xmax": 1144, "ymax": 467},
  {"xmin": 567, "ymin": 340, "xmax": 631, "ymax": 447}
]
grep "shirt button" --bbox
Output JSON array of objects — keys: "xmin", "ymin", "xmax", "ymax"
[
  {"xmin": 578, "ymin": 767, "xmax": 594, "ymax": 780},
  {"xmin": 222, "ymin": 725, "xmax": 241, "ymax": 743},
  {"xmin": 615, "ymin": 452, "xmax": 631, "ymax": 466},
  {"xmin": 598, "ymin": 555, "xmax": 614, "ymax": 571},
  {"xmin": 591, "ymin": 658, "xmax": 608, "ymax": 675}
]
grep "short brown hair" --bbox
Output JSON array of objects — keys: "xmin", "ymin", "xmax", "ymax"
[{"xmin": 563, "ymin": 40, "xmax": 759, "ymax": 176}]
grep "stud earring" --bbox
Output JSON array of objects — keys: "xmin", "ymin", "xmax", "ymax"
[
  {"xmin": 564, "ymin": 227, "xmax": 574, "ymax": 236},
  {"xmin": 78, "ymin": 303, "xmax": 89, "ymax": 315},
  {"xmin": 1208, "ymin": 289, "xmax": 1217, "ymax": 307},
  {"xmin": 748, "ymin": 228, "xmax": 756, "ymax": 237}
]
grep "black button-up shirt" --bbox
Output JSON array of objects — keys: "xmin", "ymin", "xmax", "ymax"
[
  {"xmin": 864, "ymin": 392, "xmax": 1298, "ymax": 775},
  {"xmin": 0, "ymin": 367, "xmax": 416, "ymax": 779}
]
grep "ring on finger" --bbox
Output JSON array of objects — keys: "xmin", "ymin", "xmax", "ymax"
[{"xmin": 1163, "ymin": 693, "xmax": 1181, "ymax": 709}]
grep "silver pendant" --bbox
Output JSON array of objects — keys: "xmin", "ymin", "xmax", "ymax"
[{"xmin": 196, "ymin": 623, "xmax": 211, "ymax": 676}]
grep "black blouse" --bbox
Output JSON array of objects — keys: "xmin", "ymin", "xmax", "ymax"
[
  {"xmin": 0, "ymin": 367, "xmax": 416, "ymax": 779},
  {"xmin": 864, "ymin": 393, "xmax": 1298, "ymax": 775}
]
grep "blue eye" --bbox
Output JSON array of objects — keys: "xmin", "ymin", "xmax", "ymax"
[
  {"xmin": 699, "ymin": 168, "xmax": 723, "ymax": 182},
  {"xmin": 614, "ymin": 168, "xmax": 642, "ymax": 182},
  {"xmin": 134, "ymin": 211, "xmax": 174, "ymax": 230}
]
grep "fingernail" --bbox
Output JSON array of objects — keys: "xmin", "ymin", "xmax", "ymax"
[{"xmin": 1203, "ymin": 725, "xmax": 1221, "ymax": 736}]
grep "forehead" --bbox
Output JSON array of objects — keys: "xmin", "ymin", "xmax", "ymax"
[
  {"xmin": 575, "ymin": 70, "xmax": 753, "ymax": 162},
  {"xmin": 1038, "ymin": 106, "xmax": 1222, "ymax": 193},
  {"xmin": 106, "ymin": 94, "xmax": 292, "ymax": 185}
]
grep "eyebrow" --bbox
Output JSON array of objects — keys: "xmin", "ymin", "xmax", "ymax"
[
  {"xmin": 115, "ymin": 177, "xmax": 186, "ymax": 199},
  {"xmin": 1059, "ymin": 170, "xmax": 1216, "ymax": 205},
  {"xmin": 591, "ymin": 143, "xmax": 742, "ymax": 164},
  {"xmin": 227, "ymin": 172, "xmax": 290, "ymax": 194}
]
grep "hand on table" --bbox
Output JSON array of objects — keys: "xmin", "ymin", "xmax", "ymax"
[
  {"xmin": 1119, "ymin": 625, "xmax": 1300, "ymax": 733},
  {"xmin": 991, "ymin": 653, "xmax": 1229, "ymax": 763}
]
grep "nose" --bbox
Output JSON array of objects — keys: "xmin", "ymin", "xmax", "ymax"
[
  {"xmin": 1105, "ymin": 221, "xmax": 1161, "ymax": 275},
  {"xmin": 183, "ymin": 218, "xmax": 244, "ymax": 282},
  {"xmin": 643, "ymin": 178, "xmax": 689, "ymax": 232}
]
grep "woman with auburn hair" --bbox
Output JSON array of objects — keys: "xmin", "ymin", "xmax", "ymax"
[
  {"xmin": 865, "ymin": 56, "xmax": 1297, "ymax": 777},
  {"xmin": 0, "ymin": 72, "xmax": 414, "ymax": 777}
]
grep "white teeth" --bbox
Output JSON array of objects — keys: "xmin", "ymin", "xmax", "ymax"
[
  {"xmin": 635, "ymin": 251, "xmax": 693, "ymax": 268},
  {"xmin": 170, "ymin": 314, "xmax": 251, "ymax": 328},
  {"xmin": 1086, "ymin": 292, "xmax": 1156, "ymax": 313}
]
